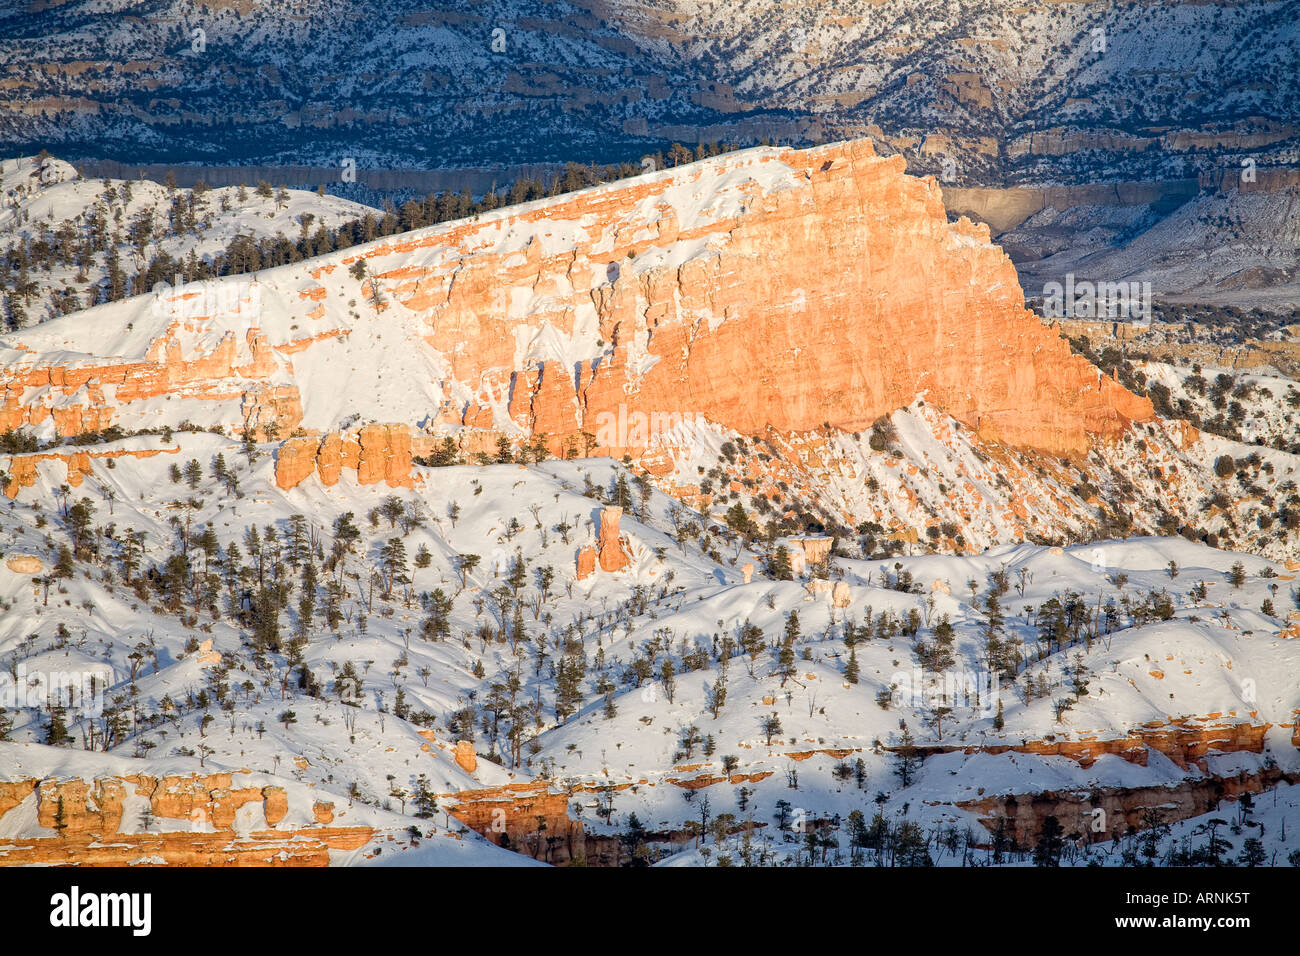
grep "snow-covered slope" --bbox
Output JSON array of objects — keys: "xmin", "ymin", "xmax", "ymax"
[
  {"xmin": 1, "ymin": 427, "xmax": 1297, "ymax": 865},
  {"xmin": 3, "ymin": 140, "xmax": 1294, "ymax": 563},
  {"xmin": 0, "ymin": 141, "xmax": 1297, "ymax": 868},
  {"xmin": 0, "ymin": 154, "xmax": 378, "ymax": 327}
]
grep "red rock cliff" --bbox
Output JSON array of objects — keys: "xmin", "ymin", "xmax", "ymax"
[
  {"xmin": 0, "ymin": 773, "xmax": 371, "ymax": 867},
  {"xmin": 276, "ymin": 424, "xmax": 414, "ymax": 491},
  {"xmin": 370, "ymin": 139, "xmax": 1151, "ymax": 458},
  {"xmin": 0, "ymin": 139, "xmax": 1151, "ymax": 464}
]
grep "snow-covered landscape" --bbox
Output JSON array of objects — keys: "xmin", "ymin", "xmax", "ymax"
[
  {"xmin": 2, "ymin": 429, "xmax": 1298, "ymax": 867},
  {"xmin": 0, "ymin": 144, "xmax": 1297, "ymax": 872},
  {"xmin": 0, "ymin": 3, "xmax": 1297, "ymax": 892}
]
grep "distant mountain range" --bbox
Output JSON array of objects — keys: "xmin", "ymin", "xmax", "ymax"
[{"xmin": 2, "ymin": 0, "xmax": 1296, "ymax": 188}]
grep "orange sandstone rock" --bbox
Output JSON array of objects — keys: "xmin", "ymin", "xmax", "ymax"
[
  {"xmin": 262, "ymin": 786, "xmax": 289, "ymax": 827},
  {"xmin": 3, "ymin": 444, "xmax": 177, "ymax": 499},
  {"xmin": 485, "ymin": 141, "xmax": 1152, "ymax": 459},
  {"xmin": 597, "ymin": 506, "xmax": 631, "ymax": 573},
  {"xmin": 275, "ymin": 424, "xmax": 414, "ymax": 491},
  {"xmin": 0, "ymin": 773, "xmax": 373, "ymax": 866},
  {"xmin": 793, "ymin": 537, "xmax": 835, "ymax": 565},
  {"xmin": 357, "ymin": 424, "xmax": 413, "ymax": 488},
  {"xmin": 275, "ymin": 435, "xmax": 320, "ymax": 490},
  {"xmin": 0, "ymin": 140, "xmax": 1151, "ymax": 468},
  {"xmin": 439, "ymin": 781, "xmax": 583, "ymax": 862},
  {"xmin": 807, "ymin": 578, "xmax": 835, "ymax": 598},
  {"xmin": 454, "ymin": 741, "xmax": 478, "ymax": 774}
]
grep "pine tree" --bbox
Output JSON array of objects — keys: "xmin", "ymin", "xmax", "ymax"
[
  {"xmin": 611, "ymin": 471, "xmax": 633, "ymax": 508},
  {"xmin": 659, "ymin": 658, "xmax": 676, "ymax": 703},
  {"xmin": 413, "ymin": 774, "xmax": 437, "ymax": 818},
  {"xmin": 761, "ymin": 712, "xmax": 783, "ymax": 745},
  {"xmin": 243, "ymin": 525, "xmax": 264, "ymax": 587},
  {"xmin": 892, "ymin": 722, "xmax": 921, "ymax": 787},
  {"xmin": 724, "ymin": 502, "xmax": 756, "ymax": 537},
  {"xmin": 450, "ymin": 553, "xmax": 478, "ymax": 591},
  {"xmin": 769, "ymin": 545, "xmax": 794, "ymax": 580},
  {"xmin": 707, "ymin": 677, "xmax": 727, "ymax": 718},
  {"xmin": 1033, "ymin": 815, "xmax": 1064, "ymax": 867},
  {"xmin": 776, "ymin": 611, "xmax": 799, "ymax": 685},
  {"xmin": 420, "ymin": 588, "xmax": 452, "ymax": 642},
  {"xmin": 296, "ymin": 561, "xmax": 317, "ymax": 643},
  {"xmin": 379, "ymin": 495, "xmax": 405, "ymax": 528},
  {"xmin": 931, "ymin": 615, "xmax": 956, "ymax": 672},
  {"xmin": 379, "ymin": 537, "xmax": 408, "ymax": 598},
  {"xmin": 53, "ymin": 545, "xmax": 75, "ymax": 579},
  {"xmin": 66, "ymin": 497, "xmax": 95, "ymax": 559},
  {"xmin": 506, "ymin": 553, "xmax": 527, "ymax": 595},
  {"xmin": 45, "ymin": 704, "xmax": 71, "ymax": 746},
  {"xmin": 554, "ymin": 645, "xmax": 587, "ymax": 723},
  {"xmin": 1238, "ymin": 837, "xmax": 1267, "ymax": 867},
  {"xmin": 251, "ymin": 585, "xmax": 281, "ymax": 658},
  {"xmin": 332, "ymin": 511, "xmax": 360, "ymax": 556},
  {"xmin": 982, "ymin": 588, "xmax": 1018, "ymax": 681},
  {"xmin": 845, "ymin": 645, "xmax": 860, "ymax": 684},
  {"xmin": 105, "ymin": 245, "xmax": 126, "ymax": 301},
  {"xmin": 285, "ymin": 514, "xmax": 310, "ymax": 569}
]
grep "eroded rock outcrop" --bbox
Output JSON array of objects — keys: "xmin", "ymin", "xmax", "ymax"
[
  {"xmin": 440, "ymin": 781, "xmax": 584, "ymax": 862},
  {"xmin": 788, "ymin": 536, "xmax": 835, "ymax": 576},
  {"xmin": 275, "ymin": 424, "xmax": 413, "ymax": 491},
  {"xmin": 0, "ymin": 139, "xmax": 1152, "ymax": 469},
  {"xmin": 576, "ymin": 507, "xmax": 632, "ymax": 579},
  {"xmin": 992, "ymin": 718, "xmax": 1269, "ymax": 770},
  {"xmin": 0, "ymin": 321, "xmax": 303, "ymax": 440},
  {"xmin": 899, "ymin": 717, "xmax": 1271, "ymax": 771},
  {"xmin": 959, "ymin": 766, "xmax": 1292, "ymax": 847},
  {"xmin": 0, "ymin": 773, "xmax": 373, "ymax": 867},
  {"xmin": 2, "ymin": 444, "xmax": 178, "ymax": 498},
  {"xmin": 446, "ymin": 139, "xmax": 1153, "ymax": 460},
  {"xmin": 453, "ymin": 741, "xmax": 478, "ymax": 775},
  {"xmin": 596, "ymin": 506, "xmax": 630, "ymax": 573}
]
